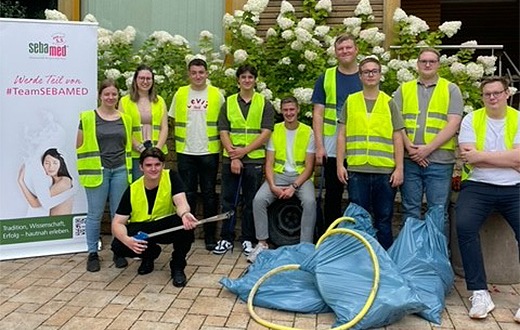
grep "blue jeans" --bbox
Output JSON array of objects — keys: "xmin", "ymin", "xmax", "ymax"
[
  {"xmin": 220, "ymin": 163, "xmax": 264, "ymax": 243},
  {"xmin": 177, "ymin": 153, "xmax": 219, "ymax": 242},
  {"xmin": 348, "ymin": 172, "xmax": 396, "ymax": 249},
  {"xmin": 85, "ymin": 165, "xmax": 129, "ymax": 253},
  {"xmin": 401, "ymin": 159, "xmax": 453, "ymax": 234},
  {"xmin": 455, "ymin": 181, "xmax": 520, "ymax": 290},
  {"xmin": 132, "ymin": 158, "xmax": 143, "ymax": 182}
]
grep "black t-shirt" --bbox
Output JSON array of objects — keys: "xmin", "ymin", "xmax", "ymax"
[{"xmin": 116, "ymin": 170, "xmax": 185, "ymax": 216}]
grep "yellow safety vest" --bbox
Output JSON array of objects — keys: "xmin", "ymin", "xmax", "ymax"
[
  {"xmin": 323, "ymin": 67, "xmax": 338, "ymax": 136},
  {"xmin": 76, "ymin": 110, "xmax": 132, "ymax": 188},
  {"xmin": 345, "ymin": 91, "xmax": 395, "ymax": 168},
  {"xmin": 129, "ymin": 169, "xmax": 176, "ymax": 222},
  {"xmin": 272, "ymin": 122, "xmax": 312, "ymax": 174},
  {"xmin": 119, "ymin": 94, "xmax": 168, "ymax": 157},
  {"xmin": 462, "ymin": 107, "xmax": 518, "ymax": 181},
  {"xmin": 173, "ymin": 85, "xmax": 221, "ymax": 153},
  {"xmin": 223, "ymin": 93, "xmax": 265, "ymax": 159},
  {"xmin": 401, "ymin": 78, "xmax": 455, "ymax": 151}
]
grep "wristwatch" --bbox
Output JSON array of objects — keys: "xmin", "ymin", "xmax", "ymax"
[{"xmin": 291, "ymin": 182, "xmax": 299, "ymax": 190}]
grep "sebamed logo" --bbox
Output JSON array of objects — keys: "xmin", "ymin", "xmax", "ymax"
[{"xmin": 28, "ymin": 33, "xmax": 68, "ymax": 58}]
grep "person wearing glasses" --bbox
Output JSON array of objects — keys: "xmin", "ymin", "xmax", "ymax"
[
  {"xmin": 336, "ymin": 57, "xmax": 404, "ymax": 249},
  {"xmin": 311, "ymin": 33, "xmax": 362, "ymax": 231},
  {"xmin": 119, "ymin": 64, "xmax": 169, "ymax": 181},
  {"xmin": 455, "ymin": 76, "xmax": 519, "ymax": 320},
  {"xmin": 393, "ymin": 48, "xmax": 463, "ymax": 234}
]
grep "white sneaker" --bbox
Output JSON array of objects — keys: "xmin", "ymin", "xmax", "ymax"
[
  {"xmin": 212, "ymin": 240, "xmax": 233, "ymax": 255},
  {"xmin": 468, "ymin": 290, "xmax": 495, "ymax": 319},
  {"xmin": 247, "ymin": 243, "xmax": 268, "ymax": 263},
  {"xmin": 514, "ymin": 306, "xmax": 520, "ymax": 323},
  {"xmin": 242, "ymin": 241, "xmax": 253, "ymax": 256}
]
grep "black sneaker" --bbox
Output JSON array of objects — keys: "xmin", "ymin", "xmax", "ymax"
[
  {"xmin": 113, "ymin": 254, "xmax": 128, "ymax": 268},
  {"xmin": 204, "ymin": 237, "xmax": 217, "ymax": 251},
  {"xmin": 86, "ymin": 252, "xmax": 100, "ymax": 272},
  {"xmin": 172, "ymin": 269, "xmax": 187, "ymax": 287},
  {"xmin": 137, "ymin": 245, "xmax": 161, "ymax": 275}
]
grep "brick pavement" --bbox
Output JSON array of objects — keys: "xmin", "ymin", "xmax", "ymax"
[{"xmin": 0, "ymin": 237, "xmax": 519, "ymax": 330}]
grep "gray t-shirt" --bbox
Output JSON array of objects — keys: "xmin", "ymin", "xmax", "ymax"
[
  {"xmin": 218, "ymin": 94, "xmax": 275, "ymax": 165},
  {"xmin": 338, "ymin": 96, "xmax": 405, "ymax": 174},
  {"xmin": 79, "ymin": 111, "xmax": 127, "ymax": 169},
  {"xmin": 392, "ymin": 77, "xmax": 463, "ymax": 164}
]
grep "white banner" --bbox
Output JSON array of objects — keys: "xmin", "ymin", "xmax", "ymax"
[{"xmin": 0, "ymin": 18, "xmax": 97, "ymax": 260}]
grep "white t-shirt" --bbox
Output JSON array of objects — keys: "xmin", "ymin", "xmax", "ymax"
[
  {"xmin": 459, "ymin": 111, "xmax": 520, "ymax": 185},
  {"xmin": 168, "ymin": 86, "xmax": 224, "ymax": 155},
  {"xmin": 267, "ymin": 125, "xmax": 315, "ymax": 175}
]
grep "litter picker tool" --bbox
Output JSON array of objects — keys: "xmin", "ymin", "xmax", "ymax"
[{"xmin": 133, "ymin": 211, "xmax": 234, "ymax": 241}]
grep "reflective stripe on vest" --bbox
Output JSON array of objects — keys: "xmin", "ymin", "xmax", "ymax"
[
  {"xmin": 129, "ymin": 169, "xmax": 176, "ymax": 222},
  {"xmin": 76, "ymin": 110, "xmax": 133, "ymax": 187},
  {"xmin": 272, "ymin": 122, "xmax": 312, "ymax": 174},
  {"xmin": 323, "ymin": 66, "xmax": 338, "ymax": 136},
  {"xmin": 462, "ymin": 107, "xmax": 518, "ymax": 181},
  {"xmin": 120, "ymin": 94, "xmax": 168, "ymax": 157},
  {"xmin": 223, "ymin": 93, "xmax": 266, "ymax": 159},
  {"xmin": 345, "ymin": 91, "xmax": 395, "ymax": 168},
  {"xmin": 173, "ymin": 85, "xmax": 221, "ymax": 153},
  {"xmin": 401, "ymin": 78, "xmax": 455, "ymax": 151}
]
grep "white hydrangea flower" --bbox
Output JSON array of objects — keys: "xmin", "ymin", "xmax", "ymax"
[
  {"xmin": 314, "ymin": 25, "xmax": 330, "ymax": 37},
  {"xmin": 327, "ymin": 58, "xmax": 338, "ymax": 66},
  {"xmin": 155, "ymin": 75, "xmax": 165, "ymax": 84},
  {"xmin": 240, "ymin": 25, "xmax": 257, "ymax": 39},
  {"xmin": 393, "ymin": 8, "xmax": 407, "ymax": 22},
  {"xmin": 234, "ymin": 49, "xmax": 248, "ymax": 63},
  {"xmin": 407, "ymin": 58, "xmax": 417, "ymax": 68},
  {"xmin": 150, "ymin": 31, "xmax": 175, "ymax": 47},
  {"xmin": 251, "ymin": 14, "xmax": 261, "ymax": 24},
  {"xmin": 260, "ymin": 88, "xmax": 273, "ymax": 100},
  {"xmin": 122, "ymin": 71, "xmax": 134, "ymax": 79},
  {"xmin": 200, "ymin": 30, "xmax": 213, "ymax": 39},
  {"xmin": 122, "ymin": 26, "xmax": 136, "ymax": 43},
  {"xmin": 244, "ymin": 0, "xmax": 269, "ymax": 14},
  {"xmin": 381, "ymin": 65, "xmax": 389, "ymax": 74},
  {"xmin": 172, "ymin": 35, "xmax": 189, "ymax": 46},
  {"xmin": 220, "ymin": 44, "xmax": 231, "ymax": 54},
  {"xmin": 323, "ymin": 35, "xmax": 334, "ymax": 46},
  {"xmin": 315, "ymin": 0, "xmax": 332, "ymax": 12},
  {"xmin": 403, "ymin": 15, "xmax": 429, "ymax": 36},
  {"xmin": 223, "ymin": 13, "xmax": 235, "ymax": 27},
  {"xmin": 304, "ymin": 111, "xmax": 313, "ymax": 118},
  {"xmin": 219, "ymin": 88, "xmax": 227, "ymax": 96},
  {"xmin": 508, "ymin": 86, "xmax": 518, "ymax": 95},
  {"xmin": 359, "ymin": 27, "xmax": 385, "ymax": 46},
  {"xmin": 304, "ymin": 50, "xmax": 317, "ymax": 61},
  {"xmin": 254, "ymin": 36, "xmax": 264, "ymax": 44},
  {"xmin": 280, "ymin": 0, "xmax": 295, "ymax": 14},
  {"xmin": 281, "ymin": 30, "xmax": 294, "ymax": 40},
  {"xmin": 98, "ymin": 36, "xmax": 111, "ymax": 48},
  {"xmin": 326, "ymin": 45, "xmax": 335, "ymax": 57},
  {"xmin": 209, "ymin": 65, "xmax": 218, "ymax": 72},
  {"xmin": 272, "ymin": 98, "xmax": 282, "ymax": 114},
  {"xmin": 44, "ymin": 9, "xmax": 68, "ymax": 21},
  {"xmin": 98, "ymin": 28, "xmax": 112, "ymax": 38},
  {"xmin": 298, "ymin": 64, "xmax": 306, "ymax": 72},
  {"xmin": 266, "ymin": 28, "xmax": 277, "ymax": 38},
  {"xmin": 291, "ymin": 40, "xmax": 304, "ymax": 51},
  {"xmin": 354, "ymin": 0, "xmax": 372, "ymax": 16},
  {"xmin": 343, "ymin": 17, "xmax": 362, "ymax": 28},
  {"xmin": 381, "ymin": 52, "xmax": 391, "ymax": 61},
  {"xmin": 279, "ymin": 57, "xmax": 292, "ymax": 65},
  {"xmin": 461, "ymin": 40, "xmax": 478, "ymax": 49},
  {"xmin": 162, "ymin": 65, "xmax": 175, "ymax": 78},
  {"xmin": 295, "ymin": 27, "xmax": 312, "ymax": 43},
  {"xmin": 293, "ymin": 87, "xmax": 314, "ymax": 104},
  {"xmin": 83, "ymin": 14, "xmax": 97, "ymax": 22},
  {"xmin": 225, "ymin": 68, "xmax": 237, "ymax": 77},
  {"xmin": 450, "ymin": 62, "xmax": 466, "ymax": 75},
  {"xmin": 387, "ymin": 59, "xmax": 404, "ymax": 70},
  {"xmin": 298, "ymin": 18, "xmax": 316, "ymax": 31},
  {"xmin": 463, "ymin": 105, "xmax": 474, "ymax": 114},
  {"xmin": 104, "ymin": 68, "xmax": 121, "ymax": 80},
  {"xmin": 112, "ymin": 30, "xmax": 131, "ymax": 45},
  {"xmin": 234, "ymin": 10, "xmax": 244, "ymax": 17},
  {"xmin": 397, "ymin": 68, "xmax": 415, "ymax": 83},
  {"xmin": 477, "ymin": 56, "xmax": 497, "ymax": 75},
  {"xmin": 257, "ymin": 82, "xmax": 267, "ymax": 91},
  {"xmin": 185, "ymin": 54, "xmax": 195, "ymax": 64},
  {"xmin": 125, "ymin": 77, "xmax": 133, "ymax": 89},
  {"xmin": 466, "ymin": 62, "xmax": 484, "ymax": 80},
  {"xmin": 372, "ymin": 46, "xmax": 385, "ymax": 55},
  {"xmin": 438, "ymin": 21, "xmax": 461, "ymax": 38},
  {"xmin": 277, "ymin": 15, "xmax": 295, "ymax": 30}
]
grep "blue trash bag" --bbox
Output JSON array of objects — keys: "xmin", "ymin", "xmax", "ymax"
[
  {"xmin": 300, "ymin": 229, "xmax": 426, "ymax": 329},
  {"xmin": 387, "ymin": 205, "xmax": 454, "ymax": 324},
  {"xmin": 338, "ymin": 202, "xmax": 377, "ymax": 238},
  {"xmin": 219, "ymin": 243, "xmax": 331, "ymax": 314}
]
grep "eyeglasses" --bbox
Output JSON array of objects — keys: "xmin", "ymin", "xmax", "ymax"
[
  {"xmin": 137, "ymin": 77, "xmax": 152, "ymax": 82},
  {"xmin": 418, "ymin": 59, "xmax": 439, "ymax": 65},
  {"xmin": 360, "ymin": 69, "xmax": 380, "ymax": 76},
  {"xmin": 482, "ymin": 90, "xmax": 506, "ymax": 99}
]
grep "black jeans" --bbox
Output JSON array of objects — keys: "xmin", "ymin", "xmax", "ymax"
[
  {"xmin": 219, "ymin": 162, "xmax": 264, "ymax": 243},
  {"xmin": 323, "ymin": 157, "xmax": 347, "ymax": 228},
  {"xmin": 111, "ymin": 215, "xmax": 194, "ymax": 272},
  {"xmin": 177, "ymin": 153, "xmax": 219, "ymax": 241}
]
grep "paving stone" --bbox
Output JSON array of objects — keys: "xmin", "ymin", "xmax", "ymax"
[
  {"xmin": 204, "ymin": 315, "xmax": 227, "ymax": 327},
  {"xmin": 76, "ymin": 306, "xmax": 102, "ymax": 317},
  {"xmin": 130, "ymin": 320, "xmax": 178, "ymax": 329},
  {"xmin": 0, "ymin": 301, "xmax": 21, "ymax": 318},
  {"xmin": 188, "ymin": 273, "xmax": 226, "ymax": 289},
  {"xmin": 16, "ymin": 302, "xmax": 41, "ymax": 313},
  {"xmin": 107, "ymin": 309, "xmax": 142, "ymax": 330},
  {"xmin": 35, "ymin": 301, "xmax": 66, "ymax": 315},
  {"xmin": 0, "ymin": 311, "xmax": 48, "ymax": 329},
  {"xmin": 96, "ymin": 303, "xmax": 126, "ymax": 319},
  {"xmin": 67, "ymin": 289, "xmax": 118, "ymax": 308},
  {"xmin": 178, "ymin": 313, "xmax": 205, "ymax": 329},
  {"xmin": 161, "ymin": 307, "xmax": 188, "ymax": 323},
  {"xmin": 139, "ymin": 310, "xmax": 163, "ymax": 321},
  {"xmin": 226, "ymin": 312, "xmax": 250, "ymax": 328},
  {"xmin": 61, "ymin": 316, "xmax": 112, "ymax": 330},
  {"xmin": 127, "ymin": 292, "xmax": 175, "ymax": 312},
  {"xmin": 171, "ymin": 298, "xmax": 194, "ymax": 309},
  {"xmin": 10, "ymin": 286, "xmax": 62, "ymax": 304},
  {"xmin": 177, "ymin": 287, "xmax": 201, "ymax": 299},
  {"xmin": 119, "ymin": 283, "xmax": 145, "ymax": 296},
  {"xmin": 42, "ymin": 306, "xmax": 82, "ymax": 326},
  {"xmin": 189, "ymin": 296, "xmax": 234, "ymax": 317}
]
